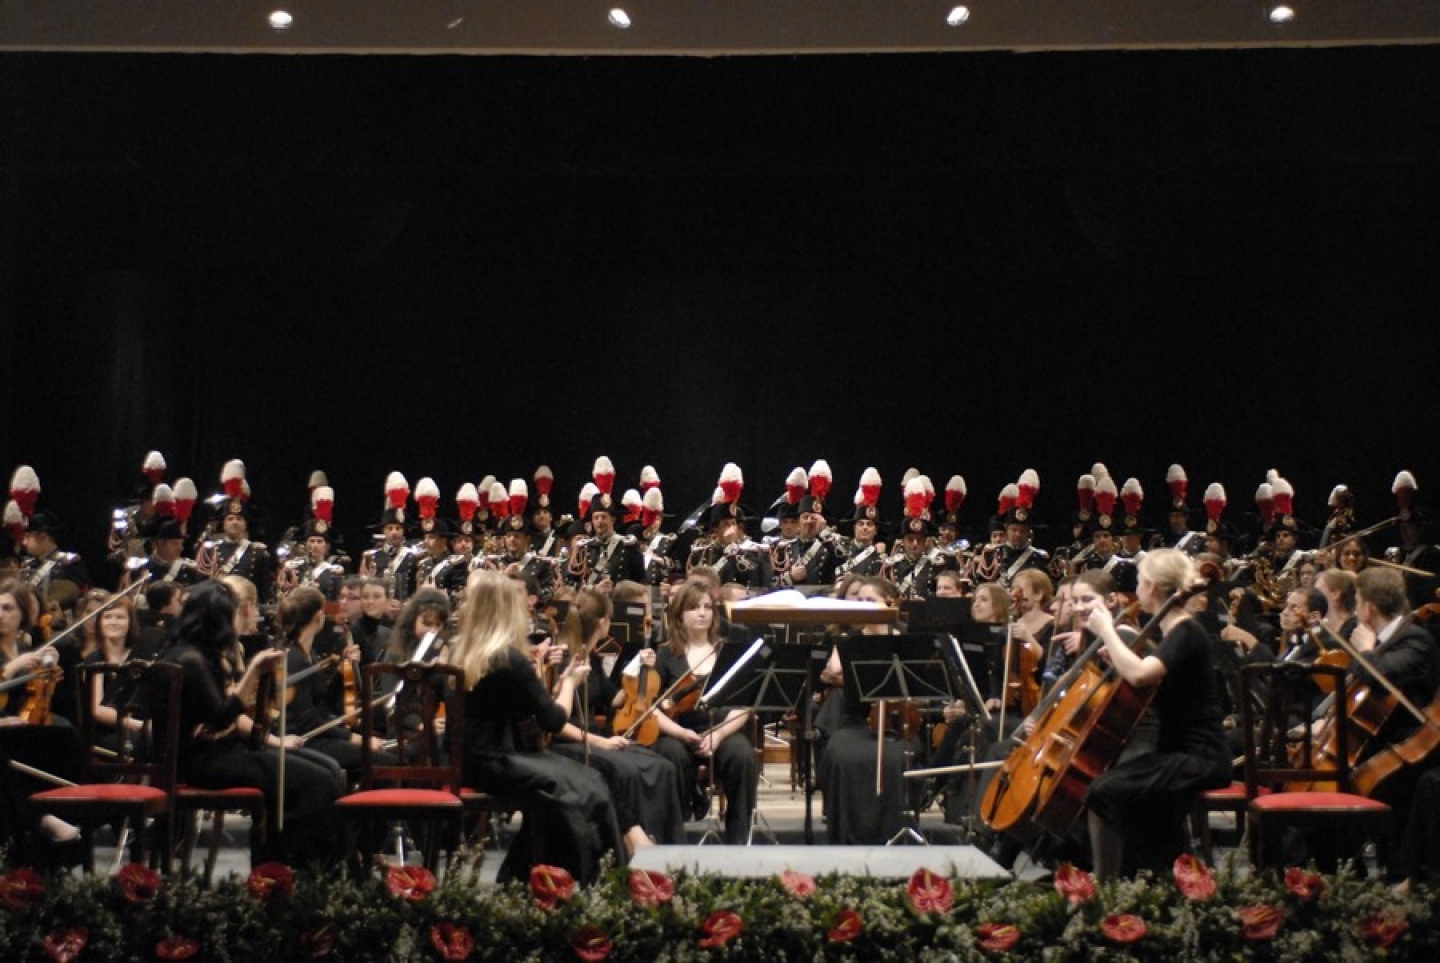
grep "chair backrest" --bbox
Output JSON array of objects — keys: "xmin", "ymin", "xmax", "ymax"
[
  {"xmin": 75, "ymin": 659, "xmax": 183, "ymax": 794},
  {"xmin": 1238, "ymin": 661, "xmax": 1353, "ymax": 795},
  {"xmin": 358, "ymin": 662, "xmax": 465, "ymax": 792}
]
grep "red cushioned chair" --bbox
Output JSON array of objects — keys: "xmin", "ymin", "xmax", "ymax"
[
  {"xmin": 174, "ymin": 784, "xmax": 267, "ymax": 885},
  {"xmin": 1238, "ymin": 661, "xmax": 1391, "ymax": 871},
  {"xmin": 335, "ymin": 662, "xmax": 465, "ymax": 871},
  {"xmin": 28, "ymin": 660, "xmax": 182, "ymax": 874}
]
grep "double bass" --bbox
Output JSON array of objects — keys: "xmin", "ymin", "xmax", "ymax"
[{"xmin": 980, "ymin": 568, "xmax": 1216, "ymax": 841}]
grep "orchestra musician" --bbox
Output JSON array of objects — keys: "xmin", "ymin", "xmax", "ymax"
[
  {"xmin": 815, "ymin": 575, "xmax": 916, "ymax": 845},
  {"xmin": 785, "ymin": 493, "xmax": 840, "ymax": 589},
  {"xmin": 160, "ymin": 580, "xmax": 346, "ymax": 865},
  {"xmin": 647, "ymin": 580, "xmax": 758, "ymax": 843},
  {"xmin": 547, "ymin": 588, "xmax": 683, "ymax": 848},
  {"xmin": 582, "ymin": 494, "xmax": 647, "ymax": 592},
  {"xmin": 1081, "ymin": 549, "xmax": 1232, "ymax": 880},
  {"xmin": 450, "ymin": 569, "xmax": 624, "ymax": 886}
]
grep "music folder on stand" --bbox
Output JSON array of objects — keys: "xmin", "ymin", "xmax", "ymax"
[{"xmin": 836, "ymin": 633, "xmax": 959, "ymax": 845}]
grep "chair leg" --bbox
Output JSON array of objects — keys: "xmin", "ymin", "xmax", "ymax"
[{"xmin": 205, "ymin": 810, "xmax": 225, "ymax": 886}]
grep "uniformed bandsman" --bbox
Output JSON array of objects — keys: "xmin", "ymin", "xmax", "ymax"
[
  {"xmin": 583, "ymin": 488, "xmax": 647, "ymax": 590},
  {"xmin": 123, "ymin": 516, "xmax": 204, "ymax": 589},
  {"xmin": 991, "ymin": 470, "xmax": 1050, "ymax": 590},
  {"xmin": 287, "ymin": 515, "xmax": 347, "ymax": 602},
  {"xmin": 414, "ymin": 514, "xmax": 469, "ymax": 601},
  {"xmin": 835, "ymin": 467, "xmax": 886, "ymax": 582},
  {"xmin": 360, "ymin": 471, "xmax": 418, "ymax": 607},
  {"xmin": 1077, "ymin": 512, "xmax": 1139, "ymax": 595},
  {"xmin": 784, "ymin": 469, "xmax": 841, "ymax": 588},
  {"xmin": 208, "ymin": 497, "xmax": 275, "ymax": 603},
  {"xmin": 19, "ymin": 510, "xmax": 89, "ymax": 616}
]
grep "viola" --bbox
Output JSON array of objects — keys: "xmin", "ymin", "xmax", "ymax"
[
  {"xmin": 613, "ymin": 661, "xmax": 663, "ymax": 746},
  {"xmin": 868, "ymin": 699, "xmax": 923, "ymax": 741},
  {"xmin": 0, "ymin": 654, "xmax": 61, "ymax": 720}
]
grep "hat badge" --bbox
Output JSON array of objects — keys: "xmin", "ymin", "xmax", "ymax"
[
  {"xmin": 1014, "ymin": 507, "xmax": 1029, "ymax": 523},
  {"xmin": 1206, "ymin": 519, "xmax": 1217, "ymax": 534},
  {"xmin": 315, "ymin": 520, "xmax": 328, "ymax": 534},
  {"xmin": 395, "ymin": 508, "xmax": 406, "ymax": 523},
  {"xmin": 421, "ymin": 518, "xmax": 434, "ymax": 532},
  {"xmin": 227, "ymin": 500, "xmax": 244, "ymax": 515},
  {"xmin": 461, "ymin": 520, "xmax": 473, "ymax": 535}
]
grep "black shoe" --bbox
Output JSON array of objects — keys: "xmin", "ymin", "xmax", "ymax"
[{"xmin": 690, "ymin": 787, "xmax": 710, "ymax": 821}]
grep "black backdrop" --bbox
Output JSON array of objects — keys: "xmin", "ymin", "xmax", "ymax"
[{"xmin": 3, "ymin": 46, "xmax": 1439, "ymax": 572}]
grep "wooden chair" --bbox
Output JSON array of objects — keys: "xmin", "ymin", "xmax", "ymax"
[
  {"xmin": 174, "ymin": 785, "xmax": 267, "ymax": 885},
  {"xmin": 1238, "ymin": 661, "xmax": 1391, "ymax": 872},
  {"xmin": 334, "ymin": 662, "xmax": 465, "ymax": 871},
  {"xmin": 28, "ymin": 660, "xmax": 182, "ymax": 874}
]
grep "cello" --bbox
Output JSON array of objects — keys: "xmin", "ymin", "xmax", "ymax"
[{"xmin": 980, "ymin": 566, "xmax": 1216, "ymax": 841}]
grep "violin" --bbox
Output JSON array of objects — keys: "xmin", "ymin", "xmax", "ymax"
[
  {"xmin": 612, "ymin": 657, "xmax": 662, "ymax": 746},
  {"xmin": 868, "ymin": 699, "xmax": 923, "ymax": 741},
  {"xmin": 0, "ymin": 652, "xmax": 61, "ymax": 723}
]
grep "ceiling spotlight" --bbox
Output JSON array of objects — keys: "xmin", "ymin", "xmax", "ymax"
[
  {"xmin": 1268, "ymin": 5, "xmax": 1295, "ymax": 23},
  {"xmin": 946, "ymin": 6, "xmax": 971, "ymax": 27},
  {"xmin": 608, "ymin": 8, "xmax": 632, "ymax": 29},
  {"xmin": 268, "ymin": 10, "xmax": 293, "ymax": 31}
]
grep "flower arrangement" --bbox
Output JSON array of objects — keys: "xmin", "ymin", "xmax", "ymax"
[{"xmin": 0, "ymin": 854, "xmax": 1433, "ymax": 961}]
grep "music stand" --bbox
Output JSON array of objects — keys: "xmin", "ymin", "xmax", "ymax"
[{"xmin": 836, "ymin": 633, "xmax": 958, "ymax": 844}]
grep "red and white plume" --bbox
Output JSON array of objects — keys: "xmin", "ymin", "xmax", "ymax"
[
  {"xmin": 312, "ymin": 486, "xmax": 335, "ymax": 525},
  {"xmin": 456, "ymin": 483, "xmax": 479, "ymax": 526},
  {"xmin": 386, "ymin": 471, "xmax": 411, "ymax": 510},
  {"xmin": 642, "ymin": 488, "xmax": 665, "ymax": 529},
  {"xmin": 622, "ymin": 488, "xmax": 643, "ymax": 523},
  {"xmin": 4, "ymin": 501, "xmax": 25, "ymax": 545},
  {"xmin": 902, "ymin": 467, "xmax": 921, "ymax": 488},
  {"xmin": 1121, "ymin": 477, "xmax": 1144, "ymax": 518},
  {"xmin": 1255, "ymin": 482, "xmax": 1275, "ymax": 522},
  {"xmin": 860, "ymin": 468, "xmax": 883, "ymax": 509},
  {"xmin": 710, "ymin": 486, "xmax": 726, "ymax": 508},
  {"xmin": 578, "ymin": 482, "xmax": 598, "ymax": 519},
  {"xmin": 808, "ymin": 460, "xmax": 832, "ymax": 502},
  {"xmin": 172, "ymin": 477, "xmax": 198, "ymax": 523},
  {"xmin": 142, "ymin": 451, "xmax": 167, "ymax": 485},
  {"xmin": 639, "ymin": 465, "xmax": 661, "ymax": 493},
  {"xmin": 784, "ymin": 467, "xmax": 807, "ymax": 507},
  {"xmin": 221, "ymin": 459, "xmax": 247, "ymax": 499},
  {"xmin": 903, "ymin": 476, "xmax": 931, "ymax": 520},
  {"xmin": 1204, "ymin": 483, "xmax": 1227, "ymax": 526},
  {"xmin": 1328, "ymin": 485, "xmax": 1352, "ymax": 510},
  {"xmin": 533, "ymin": 466, "xmax": 555, "ymax": 507},
  {"xmin": 592, "ymin": 456, "xmax": 616, "ymax": 497},
  {"xmin": 477, "ymin": 475, "xmax": 497, "ymax": 511},
  {"xmin": 1094, "ymin": 474, "xmax": 1118, "ymax": 519},
  {"xmin": 1016, "ymin": 469, "xmax": 1040, "ymax": 510},
  {"xmin": 945, "ymin": 475, "xmax": 966, "ymax": 513},
  {"xmin": 1076, "ymin": 474, "xmax": 1096, "ymax": 513},
  {"xmin": 1167, "ymin": 464, "xmax": 1188, "ymax": 507},
  {"xmin": 308, "ymin": 470, "xmax": 329, "ymax": 492},
  {"xmin": 1091, "ymin": 463, "xmax": 1111, "ymax": 484},
  {"xmin": 152, "ymin": 484, "xmax": 176, "ymax": 519},
  {"xmin": 8, "ymin": 465, "xmax": 39, "ymax": 518},
  {"xmin": 1393, "ymin": 470, "xmax": 1418, "ymax": 516},
  {"xmin": 718, "ymin": 463, "xmax": 744, "ymax": 505},
  {"xmin": 489, "ymin": 482, "xmax": 511, "ymax": 521},
  {"xmin": 509, "ymin": 479, "xmax": 529, "ymax": 518},
  {"xmin": 1270, "ymin": 476, "xmax": 1295, "ymax": 517},
  {"xmin": 415, "ymin": 477, "xmax": 440, "ymax": 521},
  {"xmin": 997, "ymin": 483, "xmax": 1018, "ymax": 517}
]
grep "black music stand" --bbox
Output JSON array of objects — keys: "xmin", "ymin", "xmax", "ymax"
[{"xmin": 836, "ymin": 633, "xmax": 959, "ymax": 844}]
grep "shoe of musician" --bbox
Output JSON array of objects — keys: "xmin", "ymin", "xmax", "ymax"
[{"xmin": 690, "ymin": 786, "xmax": 711, "ymax": 821}]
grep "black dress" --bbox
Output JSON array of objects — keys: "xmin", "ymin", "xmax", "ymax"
[
  {"xmin": 551, "ymin": 654, "xmax": 685, "ymax": 844},
  {"xmin": 650, "ymin": 647, "xmax": 759, "ymax": 844},
  {"xmin": 1085, "ymin": 617, "xmax": 1232, "ymax": 874},
  {"xmin": 462, "ymin": 646, "xmax": 623, "ymax": 885}
]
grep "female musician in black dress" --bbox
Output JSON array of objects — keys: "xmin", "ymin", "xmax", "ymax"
[
  {"xmin": 815, "ymin": 575, "xmax": 917, "ymax": 845},
  {"xmin": 161, "ymin": 580, "xmax": 345, "ymax": 864},
  {"xmin": 450, "ymin": 569, "xmax": 623, "ymax": 885},
  {"xmin": 549, "ymin": 587, "xmax": 684, "ymax": 848},
  {"xmin": 1081, "ymin": 548, "xmax": 1231, "ymax": 880},
  {"xmin": 648, "ymin": 580, "xmax": 758, "ymax": 844}
]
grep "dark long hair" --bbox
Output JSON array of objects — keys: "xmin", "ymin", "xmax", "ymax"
[{"xmin": 174, "ymin": 580, "xmax": 239, "ymax": 658}]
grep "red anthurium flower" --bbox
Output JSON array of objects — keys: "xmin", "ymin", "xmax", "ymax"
[
  {"xmin": 1054, "ymin": 862, "xmax": 1097, "ymax": 906},
  {"xmin": 779, "ymin": 869, "xmax": 816, "ymax": 898},
  {"xmin": 247, "ymin": 862, "xmax": 295, "ymax": 903},
  {"xmin": 429, "ymin": 922, "xmax": 475, "ymax": 961},
  {"xmin": 156, "ymin": 934, "xmax": 201, "ymax": 961},
  {"xmin": 530, "ymin": 864, "xmax": 577, "ymax": 911},
  {"xmin": 975, "ymin": 923, "xmax": 1020, "ymax": 953},
  {"xmin": 1, "ymin": 867, "xmax": 46, "ymax": 910},
  {"xmin": 828, "ymin": 909, "xmax": 864, "ymax": 943},
  {"xmin": 1173, "ymin": 854, "xmax": 1216, "ymax": 901},
  {"xmin": 42, "ymin": 926, "xmax": 88, "ymax": 963},
  {"xmin": 386, "ymin": 865, "xmax": 436, "ymax": 902},
  {"xmin": 698, "ymin": 909, "xmax": 743, "ymax": 948},
  {"xmin": 1101, "ymin": 914, "xmax": 1147, "ymax": 944},
  {"xmin": 572, "ymin": 925, "xmax": 614, "ymax": 962},
  {"xmin": 907, "ymin": 867, "xmax": 954, "ymax": 914},
  {"xmin": 1357, "ymin": 912, "xmax": 1408, "ymax": 950},
  {"xmin": 116, "ymin": 862, "xmax": 162, "ymax": 903},
  {"xmin": 1283, "ymin": 867, "xmax": 1325, "ymax": 902},
  {"xmin": 1237, "ymin": 904, "xmax": 1284, "ymax": 941},
  {"xmin": 299, "ymin": 923, "xmax": 338, "ymax": 958},
  {"xmin": 627, "ymin": 868, "xmax": 675, "ymax": 907}
]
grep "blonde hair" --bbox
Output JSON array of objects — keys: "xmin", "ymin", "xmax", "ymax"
[
  {"xmin": 451, "ymin": 569, "xmax": 532, "ymax": 688},
  {"xmin": 1138, "ymin": 547, "xmax": 1195, "ymax": 597}
]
